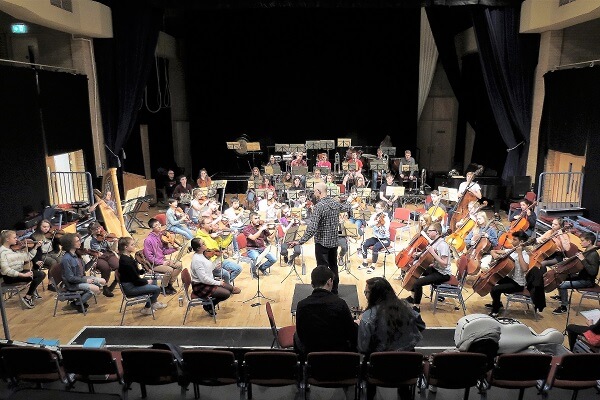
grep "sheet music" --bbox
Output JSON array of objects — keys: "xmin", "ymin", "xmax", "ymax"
[{"xmin": 580, "ymin": 309, "xmax": 600, "ymax": 323}]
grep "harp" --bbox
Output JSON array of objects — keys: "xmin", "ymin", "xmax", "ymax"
[{"xmin": 95, "ymin": 168, "xmax": 130, "ymax": 238}]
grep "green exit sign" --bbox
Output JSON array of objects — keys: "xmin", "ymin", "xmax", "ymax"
[{"xmin": 11, "ymin": 23, "xmax": 28, "ymax": 34}]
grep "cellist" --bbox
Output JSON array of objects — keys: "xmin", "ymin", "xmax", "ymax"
[
  {"xmin": 551, "ymin": 231, "xmax": 599, "ymax": 315},
  {"xmin": 465, "ymin": 212, "xmax": 499, "ymax": 249},
  {"xmin": 534, "ymin": 218, "xmax": 571, "ymax": 270},
  {"xmin": 511, "ymin": 198, "xmax": 537, "ymax": 237},
  {"xmin": 458, "ymin": 171, "xmax": 482, "ymax": 200},
  {"xmin": 485, "ymin": 230, "xmax": 530, "ymax": 317},
  {"xmin": 404, "ymin": 222, "xmax": 452, "ymax": 312}
]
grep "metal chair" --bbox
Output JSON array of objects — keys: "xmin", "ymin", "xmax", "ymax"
[
  {"xmin": 547, "ymin": 353, "xmax": 600, "ymax": 400},
  {"xmin": 575, "ymin": 278, "xmax": 600, "ymax": 315},
  {"xmin": 180, "ymin": 349, "xmax": 239, "ymax": 399},
  {"xmin": 61, "ymin": 347, "xmax": 123, "ymax": 393},
  {"xmin": 304, "ymin": 351, "xmax": 362, "ymax": 400},
  {"xmin": 423, "ymin": 352, "xmax": 488, "ymax": 400},
  {"xmin": 505, "ymin": 289, "xmax": 539, "ymax": 320},
  {"xmin": 48, "ymin": 263, "xmax": 96, "ymax": 316},
  {"xmin": 120, "ymin": 348, "xmax": 181, "ymax": 399},
  {"xmin": 432, "ymin": 258, "xmax": 468, "ymax": 315},
  {"xmin": 364, "ymin": 351, "xmax": 425, "ymax": 400},
  {"xmin": 134, "ymin": 249, "xmax": 167, "ymax": 296},
  {"xmin": 180, "ymin": 268, "xmax": 217, "ymax": 324},
  {"xmin": 114, "ymin": 270, "xmax": 154, "ymax": 325},
  {"xmin": 488, "ymin": 353, "xmax": 552, "ymax": 400},
  {"xmin": 243, "ymin": 350, "xmax": 301, "ymax": 400},
  {"xmin": 265, "ymin": 301, "xmax": 295, "ymax": 349}
]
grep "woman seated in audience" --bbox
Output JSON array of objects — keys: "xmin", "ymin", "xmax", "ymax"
[
  {"xmin": 358, "ymin": 277, "xmax": 426, "ymax": 400},
  {"xmin": 117, "ymin": 237, "xmax": 166, "ymax": 315},
  {"xmin": 0, "ymin": 230, "xmax": 45, "ymax": 309},
  {"xmin": 189, "ymin": 238, "xmax": 241, "ymax": 317}
]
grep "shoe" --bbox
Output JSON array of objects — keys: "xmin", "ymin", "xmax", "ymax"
[
  {"xmin": 282, "ymin": 255, "xmax": 289, "ymax": 264},
  {"xmin": 484, "ymin": 303, "xmax": 503, "ymax": 309},
  {"xmin": 140, "ymin": 307, "xmax": 153, "ymax": 315},
  {"xmin": 232, "ymin": 251, "xmax": 240, "ymax": 259},
  {"xmin": 366, "ymin": 267, "xmax": 375, "ymax": 274},
  {"xmin": 32, "ymin": 292, "xmax": 42, "ymax": 300},
  {"xmin": 437, "ymin": 296, "xmax": 445, "ymax": 302},
  {"xmin": 552, "ymin": 306, "xmax": 567, "ymax": 315},
  {"xmin": 428, "ymin": 385, "xmax": 437, "ymax": 393},
  {"xmin": 164, "ymin": 286, "xmax": 177, "ymax": 295},
  {"xmin": 83, "ymin": 303, "xmax": 89, "ymax": 309},
  {"xmin": 21, "ymin": 296, "xmax": 35, "ymax": 309},
  {"xmin": 152, "ymin": 302, "xmax": 168, "ymax": 310},
  {"xmin": 261, "ymin": 269, "xmax": 270, "ymax": 276},
  {"xmin": 47, "ymin": 284, "xmax": 56, "ymax": 292},
  {"xmin": 287, "ymin": 258, "xmax": 294, "ymax": 267},
  {"xmin": 358, "ymin": 263, "xmax": 369, "ymax": 270},
  {"xmin": 103, "ymin": 286, "xmax": 114, "ymax": 297},
  {"xmin": 231, "ymin": 286, "xmax": 241, "ymax": 295},
  {"xmin": 338, "ymin": 256, "xmax": 345, "ymax": 266},
  {"xmin": 70, "ymin": 302, "xmax": 85, "ymax": 312},
  {"xmin": 412, "ymin": 306, "xmax": 420, "ymax": 313},
  {"xmin": 204, "ymin": 307, "xmax": 217, "ymax": 317},
  {"xmin": 405, "ymin": 296, "xmax": 414, "ymax": 304},
  {"xmin": 550, "ymin": 295, "xmax": 561, "ymax": 301},
  {"xmin": 489, "ymin": 312, "xmax": 499, "ymax": 318}
]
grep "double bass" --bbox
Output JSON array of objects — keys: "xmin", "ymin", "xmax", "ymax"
[
  {"xmin": 543, "ymin": 246, "xmax": 598, "ymax": 292},
  {"xmin": 498, "ymin": 201, "xmax": 537, "ymax": 248}
]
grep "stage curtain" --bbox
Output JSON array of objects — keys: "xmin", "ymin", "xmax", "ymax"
[{"xmin": 418, "ymin": 8, "xmax": 438, "ymax": 122}]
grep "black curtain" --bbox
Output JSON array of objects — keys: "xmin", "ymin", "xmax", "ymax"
[
  {"xmin": 538, "ymin": 67, "xmax": 600, "ymax": 221},
  {"xmin": 94, "ymin": 0, "xmax": 163, "ymax": 168}
]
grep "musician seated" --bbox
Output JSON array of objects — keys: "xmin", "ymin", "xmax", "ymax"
[
  {"xmin": 290, "ymin": 152, "xmax": 308, "ymax": 168},
  {"xmin": 509, "ymin": 198, "xmax": 537, "ymax": 237},
  {"xmin": 246, "ymin": 167, "xmax": 262, "ymax": 209},
  {"xmin": 223, "ymin": 197, "xmax": 246, "ymax": 256},
  {"xmin": 465, "ymin": 212, "xmax": 499, "ymax": 249},
  {"xmin": 242, "ymin": 212, "xmax": 277, "ymax": 278},
  {"xmin": 166, "ymin": 198, "xmax": 195, "ymax": 240},
  {"xmin": 536, "ymin": 218, "xmax": 571, "ymax": 270},
  {"xmin": 337, "ymin": 212, "xmax": 352, "ymax": 266},
  {"xmin": 0, "ymin": 230, "xmax": 45, "ymax": 309},
  {"xmin": 325, "ymin": 173, "xmax": 337, "ymax": 191},
  {"xmin": 371, "ymin": 147, "xmax": 386, "ymax": 191},
  {"xmin": 405, "ymin": 223, "xmax": 452, "ymax": 312},
  {"xmin": 424, "ymin": 190, "xmax": 447, "ymax": 227},
  {"xmin": 455, "ymin": 200, "xmax": 479, "ymax": 229},
  {"xmin": 379, "ymin": 173, "xmax": 400, "ymax": 217},
  {"xmin": 88, "ymin": 221, "xmax": 119, "ymax": 297},
  {"xmin": 348, "ymin": 191, "xmax": 366, "ymax": 237},
  {"xmin": 189, "ymin": 189, "xmax": 209, "ymax": 224},
  {"xmin": 281, "ymin": 171, "xmax": 293, "ymax": 189},
  {"xmin": 258, "ymin": 175, "xmax": 275, "ymax": 192},
  {"xmin": 60, "ymin": 233, "xmax": 105, "ymax": 312},
  {"xmin": 195, "ymin": 216, "xmax": 242, "ymax": 284},
  {"xmin": 143, "ymin": 218, "xmax": 183, "ymax": 295},
  {"xmin": 358, "ymin": 202, "xmax": 391, "ymax": 274},
  {"xmin": 164, "ymin": 169, "xmax": 178, "ymax": 200},
  {"xmin": 117, "ymin": 237, "xmax": 166, "ymax": 315},
  {"xmin": 172, "ymin": 175, "xmax": 193, "ymax": 203},
  {"xmin": 458, "ymin": 171, "xmax": 482, "ymax": 200},
  {"xmin": 398, "ymin": 149, "xmax": 417, "ymax": 190},
  {"xmin": 485, "ymin": 230, "xmax": 530, "ymax": 317},
  {"xmin": 32, "ymin": 219, "xmax": 63, "ymax": 271},
  {"xmin": 289, "ymin": 176, "xmax": 305, "ymax": 191},
  {"xmin": 316, "ymin": 153, "xmax": 332, "ymax": 170},
  {"xmin": 196, "ymin": 168, "xmax": 212, "ymax": 188},
  {"xmin": 342, "ymin": 151, "xmax": 364, "ymax": 190},
  {"xmin": 279, "ymin": 205, "xmax": 302, "ymax": 266},
  {"xmin": 552, "ymin": 231, "xmax": 599, "ymax": 315},
  {"xmin": 311, "ymin": 169, "xmax": 325, "ymax": 183},
  {"xmin": 566, "ymin": 317, "xmax": 600, "ymax": 351},
  {"xmin": 257, "ymin": 189, "xmax": 280, "ymax": 221},
  {"xmin": 89, "ymin": 190, "xmax": 117, "ymax": 214},
  {"xmin": 190, "ymin": 238, "xmax": 241, "ymax": 317}
]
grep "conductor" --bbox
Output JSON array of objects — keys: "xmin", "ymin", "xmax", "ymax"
[{"xmin": 289, "ymin": 182, "xmax": 354, "ymax": 294}]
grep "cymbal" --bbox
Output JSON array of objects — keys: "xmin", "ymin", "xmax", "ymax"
[{"xmin": 362, "ymin": 154, "xmax": 376, "ymax": 160}]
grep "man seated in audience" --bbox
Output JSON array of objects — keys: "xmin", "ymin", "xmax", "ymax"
[
  {"xmin": 143, "ymin": 218, "xmax": 183, "ymax": 295},
  {"xmin": 294, "ymin": 265, "xmax": 358, "ymax": 357},
  {"xmin": 195, "ymin": 216, "xmax": 242, "ymax": 284},
  {"xmin": 60, "ymin": 233, "xmax": 105, "ymax": 312}
]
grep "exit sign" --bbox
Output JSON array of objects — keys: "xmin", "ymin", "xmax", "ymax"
[{"xmin": 11, "ymin": 23, "xmax": 28, "ymax": 34}]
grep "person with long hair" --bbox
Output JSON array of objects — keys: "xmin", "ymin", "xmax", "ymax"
[
  {"xmin": 196, "ymin": 168, "xmax": 212, "ymax": 188},
  {"xmin": 117, "ymin": 237, "xmax": 166, "ymax": 315},
  {"xmin": 358, "ymin": 277, "xmax": 426, "ymax": 400},
  {"xmin": 31, "ymin": 219, "xmax": 62, "ymax": 271},
  {"xmin": 189, "ymin": 238, "xmax": 241, "ymax": 317}
]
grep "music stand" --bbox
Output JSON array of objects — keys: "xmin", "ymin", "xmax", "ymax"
[
  {"xmin": 244, "ymin": 245, "xmax": 275, "ymax": 306},
  {"xmin": 211, "ymin": 180, "xmax": 227, "ymax": 209},
  {"xmin": 255, "ymin": 189, "xmax": 266, "ymax": 202},
  {"xmin": 316, "ymin": 167, "xmax": 330, "ymax": 176},
  {"xmin": 321, "ymin": 140, "xmax": 335, "ymax": 151},
  {"xmin": 305, "ymin": 140, "xmax": 320, "ymax": 151},
  {"xmin": 289, "ymin": 144, "xmax": 306, "ymax": 154},
  {"xmin": 369, "ymin": 159, "xmax": 387, "ymax": 171},
  {"xmin": 326, "ymin": 186, "xmax": 340, "ymax": 197},
  {"xmin": 356, "ymin": 188, "xmax": 372, "ymax": 200},
  {"xmin": 380, "ymin": 147, "xmax": 396, "ymax": 157},
  {"xmin": 305, "ymin": 179, "xmax": 318, "ymax": 191},
  {"xmin": 291, "ymin": 166, "xmax": 308, "ymax": 177},
  {"xmin": 281, "ymin": 225, "xmax": 306, "ymax": 283},
  {"xmin": 275, "ymin": 144, "xmax": 290, "ymax": 153},
  {"xmin": 287, "ymin": 190, "xmax": 301, "ymax": 202},
  {"xmin": 386, "ymin": 186, "xmax": 405, "ymax": 198},
  {"xmin": 337, "ymin": 138, "xmax": 351, "ymax": 148},
  {"xmin": 339, "ymin": 223, "xmax": 359, "ymax": 280}
]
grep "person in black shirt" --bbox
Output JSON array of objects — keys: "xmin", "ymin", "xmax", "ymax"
[{"xmin": 164, "ymin": 170, "xmax": 178, "ymax": 199}]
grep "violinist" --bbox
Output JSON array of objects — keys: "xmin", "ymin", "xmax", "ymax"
[
  {"xmin": 242, "ymin": 212, "xmax": 277, "ymax": 278},
  {"xmin": 143, "ymin": 218, "xmax": 183, "ymax": 295},
  {"xmin": 358, "ymin": 202, "xmax": 391, "ymax": 274},
  {"xmin": 0, "ymin": 230, "xmax": 45, "ymax": 309},
  {"xmin": 223, "ymin": 197, "xmax": 246, "ymax": 256},
  {"xmin": 424, "ymin": 190, "xmax": 447, "ymax": 226},
  {"xmin": 195, "ymin": 216, "xmax": 242, "ymax": 284},
  {"xmin": 31, "ymin": 219, "xmax": 63, "ymax": 270},
  {"xmin": 325, "ymin": 173, "xmax": 337, "ymax": 191},
  {"xmin": 342, "ymin": 150, "xmax": 364, "ymax": 191},
  {"xmin": 88, "ymin": 221, "xmax": 119, "ymax": 297},
  {"xmin": 166, "ymin": 198, "xmax": 195, "ymax": 240},
  {"xmin": 189, "ymin": 188, "xmax": 210, "ymax": 224},
  {"xmin": 379, "ymin": 173, "xmax": 400, "ymax": 218},
  {"xmin": 464, "ymin": 212, "xmax": 499, "ymax": 249},
  {"xmin": 485, "ymin": 230, "xmax": 530, "ymax": 317},
  {"xmin": 404, "ymin": 223, "xmax": 452, "ymax": 312},
  {"xmin": 281, "ymin": 171, "xmax": 294, "ymax": 190},
  {"xmin": 348, "ymin": 190, "xmax": 366, "ymax": 237},
  {"xmin": 196, "ymin": 168, "xmax": 212, "ymax": 188},
  {"xmin": 279, "ymin": 205, "xmax": 302, "ymax": 266},
  {"xmin": 257, "ymin": 189, "xmax": 280, "ymax": 222},
  {"xmin": 510, "ymin": 198, "xmax": 537, "ymax": 237},
  {"xmin": 535, "ymin": 218, "xmax": 571, "ymax": 270},
  {"xmin": 337, "ymin": 212, "xmax": 352, "ymax": 266},
  {"xmin": 310, "ymin": 169, "xmax": 325, "ymax": 184},
  {"xmin": 552, "ymin": 231, "xmax": 599, "ymax": 315},
  {"xmin": 172, "ymin": 175, "xmax": 193, "ymax": 203},
  {"xmin": 371, "ymin": 147, "xmax": 386, "ymax": 191}
]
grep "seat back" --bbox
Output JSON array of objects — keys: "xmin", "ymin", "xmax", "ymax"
[
  {"xmin": 1, "ymin": 346, "xmax": 66, "ymax": 384},
  {"xmin": 48, "ymin": 263, "xmax": 64, "ymax": 287},
  {"xmin": 492, "ymin": 353, "xmax": 552, "ymax": 383},
  {"xmin": 181, "ymin": 349, "xmax": 237, "ymax": 384},
  {"xmin": 244, "ymin": 351, "xmax": 299, "ymax": 384},
  {"xmin": 265, "ymin": 302, "xmax": 280, "ymax": 344},
  {"xmin": 305, "ymin": 351, "xmax": 361, "ymax": 386},
  {"xmin": 236, "ymin": 233, "xmax": 248, "ymax": 250},
  {"xmin": 181, "ymin": 268, "xmax": 193, "ymax": 301},
  {"xmin": 61, "ymin": 347, "xmax": 121, "ymax": 382},
  {"xmin": 427, "ymin": 352, "xmax": 487, "ymax": 389},
  {"xmin": 554, "ymin": 353, "xmax": 600, "ymax": 382},
  {"xmin": 367, "ymin": 351, "xmax": 424, "ymax": 386},
  {"xmin": 121, "ymin": 349, "xmax": 179, "ymax": 385},
  {"xmin": 525, "ymin": 191, "xmax": 537, "ymax": 203},
  {"xmin": 154, "ymin": 213, "xmax": 167, "ymax": 227},
  {"xmin": 393, "ymin": 207, "xmax": 412, "ymax": 222}
]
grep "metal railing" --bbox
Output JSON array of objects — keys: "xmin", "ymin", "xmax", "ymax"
[
  {"xmin": 536, "ymin": 171, "xmax": 584, "ymax": 214},
  {"xmin": 48, "ymin": 171, "xmax": 94, "ymax": 207}
]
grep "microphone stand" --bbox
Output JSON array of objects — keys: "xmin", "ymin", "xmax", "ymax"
[
  {"xmin": 281, "ymin": 226, "xmax": 304, "ymax": 284},
  {"xmin": 373, "ymin": 233, "xmax": 392, "ymax": 280}
]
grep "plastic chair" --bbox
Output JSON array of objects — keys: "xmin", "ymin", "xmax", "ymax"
[
  {"xmin": 423, "ymin": 352, "xmax": 488, "ymax": 400},
  {"xmin": 114, "ymin": 271, "xmax": 154, "ymax": 325},
  {"xmin": 243, "ymin": 351, "xmax": 301, "ymax": 400},
  {"xmin": 547, "ymin": 353, "xmax": 600, "ymax": 400},
  {"xmin": 505, "ymin": 289, "xmax": 539, "ymax": 320},
  {"xmin": 364, "ymin": 351, "xmax": 425, "ymax": 400},
  {"xmin": 488, "ymin": 353, "xmax": 552, "ymax": 400},
  {"xmin": 304, "ymin": 352, "xmax": 362, "ymax": 400},
  {"xmin": 154, "ymin": 213, "xmax": 167, "ymax": 227},
  {"xmin": 432, "ymin": 258, "xmax": 468, "ymax": 315},
  {"xmin": 265, "ymin": 301, "xmax": 296, "ymax": 349},
  {"xmin": 181, "ymin": 268, "xmax": 217, "ymax": 324},
  {"xmin": 180, "ymin": 349, "xmax": 239, "ymax": 399},
  {"xmin": 0, "ymin": 346, "xmax": 71, "ymax": 388},
  {"xmin": 508, "ymin": 192, "xmax": 536, "ymax": 216},
  {"xmin": 120, "ymin": 348, "xmax": 181, "ymax": 399},
  {"xmin": 389, "ymin": 207, "xmax": 413, "ymax": 243},
  {"xmin": 48, "ymin": 263, "xmax": 96, "ymax": 316},
  {"xmin": 61, "ymin": 347, "xmax": 123, "ymax": 393}
]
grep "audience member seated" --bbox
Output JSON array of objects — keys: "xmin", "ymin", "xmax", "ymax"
[
  {"xmin": 144, "ymin": 218, "xmax": 183, "ymax": 295},
  {"xmin": 117, "ymin": 236, "xmax": 166, "ymax": 315},
  {"xmin": 566, "ymin": 317, "xmax": 600, "ymax": 351}
]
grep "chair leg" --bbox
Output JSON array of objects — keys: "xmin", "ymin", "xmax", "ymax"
[
  {"xmin": 120, "ymin": 305, "xmax": 127, "ymax": 326},
  {"xmin": 463, "ymin": 387, "xmax": 470, "ymax": 400},
  {"xmin": 53, "ymin": 299, "xmax": 59, "ymax": 317},
  {"xmin": 140, "ymin": 383, "xmax": 147, "ymax": 398}
]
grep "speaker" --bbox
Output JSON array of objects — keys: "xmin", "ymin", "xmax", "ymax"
[{"xmin": 511, "ymin": 176, "xmax": 531, "ymax": 198}]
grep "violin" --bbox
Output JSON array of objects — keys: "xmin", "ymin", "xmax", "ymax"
[
  {"xmin": 45, "ymin": 228, "xmax": 65, "ymax": 239},
  {"xmin": 203, "ymin": 249, "xmax": 222, "ymax": 258},
  {"xmin": 161, "ymin": 230, "xmax": 181, "ymax": 248},
  {"xmin": 498, "ymin": 201, "xmax": 537, "ymax": 248},
  {"xmin": 176, "ymin": 207, "xmax": 191, "ymax": 222},
  {"xmin": 543, "ymin": 246, "xmax": 595, "ymax": 292},
  {"xmin": 75, "ymin": 248, "xmax": 102, "ymax": 258},
  {"xmin": 376, "ymin": 212, "xmax": 386, "ymax": 227},
  {"xmin": 10, "ymin": 239, "xmax": 37, "ymax": 251},
  {"xmin": 96, "ymin": 232, "xmax": 118, "ymax": 242},
  {"xmin": 395, "ymin": 231, "xmax": 429, "ymax": 270},
  {"xmin": 471, "ymin": 247, "xmax": 520, "ymax": 296},
  {"xmin": 449, "ymin": 191, "xmax": 478, "ymax": 232}
]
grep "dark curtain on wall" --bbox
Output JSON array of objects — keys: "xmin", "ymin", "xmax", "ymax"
[
  {"xmin": 538, "ymin": 67, "xmax": 600, "ymax": 221},
  {"xmin": 94, "ymin": 0, "xmax": 163, "ymax": 168},
  {"xmin": 37, "ymin": 70, "xmax": 95, "ymax": 172}
]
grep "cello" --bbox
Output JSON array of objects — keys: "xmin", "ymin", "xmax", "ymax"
[
  {"xmin": 527, "ymin": 225, "xmax": 573, "ymax": 270},
  {"xmin": 542, "ymin": 246, "xmax": 597, "ymax": 292},
  {"xmin": 445, "ymin": 201, "xmax": 487, "ymax": 253},
  {"xmin": 395, "ymin": 230, "xmax": 430, "ymax": 270},
  {"xmin": 458, "ymin": 217, "xmax": 495, "ymax": 275},
  {"xmin": 471, "ymin": 246, "xmax": 520, "ymax": 297},
  {"xmin": 498, "ymin": 201, "xmax": 537, "ymax": 249},
  {"xmin": 402, "ymin": 235, "xmax": 446, "ymax": 291}
]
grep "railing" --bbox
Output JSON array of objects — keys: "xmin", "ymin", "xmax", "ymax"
[{"xmin": 536, "ymin": 171, "xmax": 584, "ymax": 214}]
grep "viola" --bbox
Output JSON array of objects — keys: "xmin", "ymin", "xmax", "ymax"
[
  {"xmin": 449, "ymin": 190, "xmax": 478, "ymax": 232},
  {"xmin": 10, "ymin": 239, "xmax": 37, "ymax": 251},
  {"xmin": 471, "ymin": 247, "xmax": 520, "ymax": 296},
  {"xmin": 402, "ymin": 235, "xmax": 445, "ymax": 291},
  {"xmin": 395, "ymin": 231, "xmax": 429, "ymax": 270},
  {"xmin": 543, "ymin": 246, "xmax": 596, "ymax": 292},
  {"xmin": 498, "ymin": 201, "xmax": 537, "ymax": 249}
]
